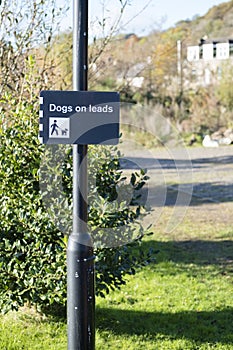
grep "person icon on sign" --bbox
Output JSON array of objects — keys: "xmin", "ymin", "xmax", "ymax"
[{"xmin": 50, "ymin": 120, "xmax": 59, "ymax": 135}]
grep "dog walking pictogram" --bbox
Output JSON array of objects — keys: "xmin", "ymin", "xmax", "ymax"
[
  {"xmin": 49, "ymin": 117, "xmax": 70, "ymax": 139},
  {"xmin": 51, "ymin": 120, "xmax": 59, "ymax": 135}
]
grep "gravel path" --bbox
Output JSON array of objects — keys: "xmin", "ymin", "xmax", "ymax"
[
  {"xmin": 119, "ymin": 145, "xmax": 233, "ymax": 206},
  {"xmin": 118, "ymin": 145, "xmax": 233, "ymax": 233}
]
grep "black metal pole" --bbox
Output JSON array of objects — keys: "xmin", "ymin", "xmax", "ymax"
[{"xmin": 67, "ymin": 0, "xmax": 95, "ymax": 349}]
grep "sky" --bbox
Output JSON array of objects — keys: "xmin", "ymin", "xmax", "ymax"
[{"xmin": 58, "ymin": 0, "xmax": 228, "ymax": 36}]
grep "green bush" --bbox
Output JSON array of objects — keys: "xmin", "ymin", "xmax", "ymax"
[{"xmin": 0, "ymin": 92, "xmax": 153, "ymax": 315}]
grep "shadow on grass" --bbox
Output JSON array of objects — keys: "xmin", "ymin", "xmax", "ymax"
[
  {"xmin": 137, "ymin": 182, "xmax": 233, "ymax": 207},
  {"xmin": 141, "ymin": 240, "xmax": 233, "ymax": 276},
  {"xmin": 96, "ymin": 306, "xmax": 233, "ymax": 344},
  {"xmin": 147, "ymin": 240, "xmax": 233, "ymax": 263},
  {"xmin": 166, "ymin": 182, "xmax": 233, "ymax": 206}
]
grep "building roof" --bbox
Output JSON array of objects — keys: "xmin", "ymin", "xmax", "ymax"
[{"xmin": 188, "ymin": 37, "xmax": 233, "ymax": 46}]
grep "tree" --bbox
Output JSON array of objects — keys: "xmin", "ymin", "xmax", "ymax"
[{"xmin": 0, "ymin": 0, "xmax": 69, "ymax": 94}]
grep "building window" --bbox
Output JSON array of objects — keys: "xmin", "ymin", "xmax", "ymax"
[
  {"xmin": 216, "ymin": 43, "xmax": 229, "ymax": 59},
  {"xmin": 187, "ymin": 46, "xmax": 200, "ymax": 61}
]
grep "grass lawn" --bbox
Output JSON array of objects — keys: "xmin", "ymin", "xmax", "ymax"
[{"xmin": 0, "ymin": 205, "xmax": 233, "ymax": 349}]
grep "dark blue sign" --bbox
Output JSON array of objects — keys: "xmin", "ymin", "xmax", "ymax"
[{"xmin": 39, "ymin": 91, "xmax": 120, "ymax": 145}]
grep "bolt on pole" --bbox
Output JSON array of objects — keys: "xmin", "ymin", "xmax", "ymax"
[{"xmin": 67, "ymin": 0, "xmax": 95, "ymax": 349}]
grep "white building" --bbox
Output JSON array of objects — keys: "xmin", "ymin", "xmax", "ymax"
[
  {"xmin": 186, "ymin": 38, "xmax": 233, "ymax": 86},
  {"xmin": 202, "ymin": 43, "xmax": 214, "ymax": 60},
  {"xmin": 187, "ymin": 38, "xmax": 233, "ymax": 62}
]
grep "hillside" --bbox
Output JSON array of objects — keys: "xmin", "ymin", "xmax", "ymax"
[
  {"xmin": 92, "ymin": 0, "xmax": 233, "ymax": 84},
  {"xmin": 173, "ymin": 0, "xmax": 233, "ymax": 44},
  {"xmin": 50, "ymin": 0, "xmax": 233, "ymax": 90},
  {"xmin": 46, "ymin": 0, "xmax": 233, "ymax": 135}
]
